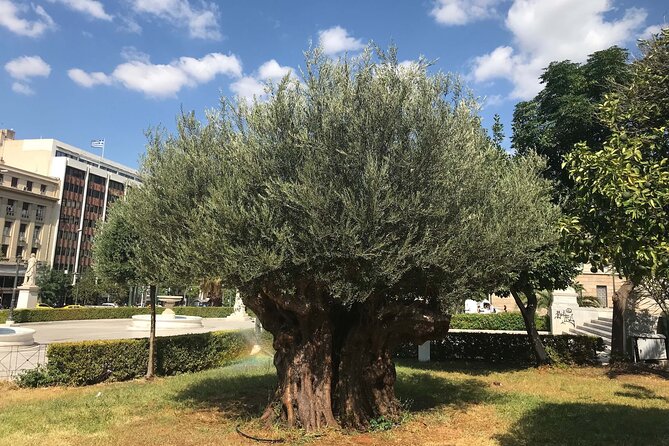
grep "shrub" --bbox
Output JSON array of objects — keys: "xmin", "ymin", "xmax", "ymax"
[
  {"xmin": 0, "ymin": 306, "xmax": 233, "ymax": 323},
  {"xmin": 42, "ymin": 330, "xmax": 251, "ymax": 386},
  {"xmin": 395, "ymin": 333, "xmax": 604, "ymax": 365},
  {"xmin": 449, "ymin": 312, "xmax": 550, "ymax": 331}
]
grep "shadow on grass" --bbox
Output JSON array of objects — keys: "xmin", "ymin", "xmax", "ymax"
[
  {"xmin": 496, "ymin": 402, "xmax": 669, "ymax": 446},
  {"xmin": 396, "ymin": 359, "xmax": 532, "ymax": 376},
  {"xmin": 614, "ymin": 383, "xmax": 669, "ymax": 403},
  {"xmin": 172, "ymin": 358, "xmax": 278, "ymax": 420},
  {"xmin": 172, "ymin": 357, "xmax": 499, "ymax": 419},
  {"xmin": 396, "ymin": 369, "xmax": 498, "ymax": 411},
  {"xmin": 606, "ymin": 363, "xmax": 669, "ymax": 380}
]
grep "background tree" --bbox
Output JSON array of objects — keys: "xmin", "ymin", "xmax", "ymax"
[
  {"xmin": 129, "ymin": 47, "xmax": 562, "ymax": 430},
  {"xmin": 497, "ymin": 241, "xmax": 580, "ymax": 365},
  {"xmin": 70, "ymin": 270, "xmax": 102, "ymax": 305},
  {"xmin": 563, "ymin": 29, "xmax": 669, "ymax": 359},
  {"xmin": 94, "ymin": 200, "xmax": 160, "ymax": 377},
  {"xmin": 37, "ymin": 267, "xmax": 71, "ymax": 307},
  {"xmin": 512, "ymin": 46, "xmax": 630, "ymax": 195}
]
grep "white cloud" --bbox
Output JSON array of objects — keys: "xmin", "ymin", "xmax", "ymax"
[
  {"xmin": 120, "ymin": 46, "xmax": 151, "ymax": 63},
  {"xmin": 12, "ymin": 82, "xmax": 34, "ymax": 95},
  {"xmin": 0, "ymin": 1, "xmax": 55, "ymax": 37},
  {"xmin": 5, "ymin": 56, "xmax": 51, "ymax": 80},
  {"xmin": 640, "ymin": 24, "xmax": 667, "ymax": 40},
  {"xmin": 430, "ymin": 0, "xmax": 500, "ymax": 26},
  {"xmin": 229, "ymin": 59, "xmax": 296, "ymax": 103},
  {"xmin": 471, "ymin": 0, "xmax": 647, "ymax": 99},
  {"xmin": 69, "ymin": 52, "xmax": 242, "ymax": 98},
  {"xmin": 257, "ymin": 59, "xmax": 293, "ymax": 81},
  {"xmin": 230, "ymin": 76, "xmax": 265, "ymax": 101},
  {"xmin": 117, "ymin": 15, "xmax": 142, "ymax": 34},
  {"xmin": 318, "ymin": 26, "xmax": 364, "ymax": 55},
  {"xmin": 5, "ymin": 55, "xmax": 50, "ymax": 95},
  {"xmin": 130, "ymin": 0, "xmax": 220, "ymax": 39},
  {"xmin": 68, "ymin": 68, "xmax": 112, "ymax": 87},
  {"xmin": 46, "ymin": 0, "xmax": 112, "ymax": 21}
]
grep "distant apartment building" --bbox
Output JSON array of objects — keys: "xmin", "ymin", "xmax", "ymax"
[{"xmin": 0, "ymin": 129, "xmax": 140, "ymax": 305}]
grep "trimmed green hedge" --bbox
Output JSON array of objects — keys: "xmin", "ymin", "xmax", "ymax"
[
  {"xmin": 449, "ymin": 312, "xmax": 550, "ymax": 331},
  {"xmin": 0, "ymin": 306, "xmax": 233, "ymax": 323},
  {"xmin": 395, "ymin": 332, "xmax": 604, "ymax": 365},
  {"xmin": 40, "ymin": 330, "xmax": 251, "ymax": 386}
]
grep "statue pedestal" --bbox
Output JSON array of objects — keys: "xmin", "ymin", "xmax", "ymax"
[{"xmin": 16, "ymin": 285, "xmax": 39, "ymax": 309}]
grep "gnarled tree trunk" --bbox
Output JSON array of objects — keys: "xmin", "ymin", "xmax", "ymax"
[{"xmin": 244, "ymin": 285, "xmax": 451, "ymax": 431}]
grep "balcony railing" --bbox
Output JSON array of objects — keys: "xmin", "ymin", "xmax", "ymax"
[{"xmin": 5, "ymin": 207, "xmax": 14, "ymax": 217}]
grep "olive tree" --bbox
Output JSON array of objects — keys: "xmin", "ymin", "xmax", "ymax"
[{"xmin": 129, "ymin": 48, "xmax": 560, "ymax": 429}]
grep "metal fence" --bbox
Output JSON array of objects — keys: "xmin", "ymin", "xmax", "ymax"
[{"xmin": 0, "ymin": 344, "xmax": 47, "ymax": 380}]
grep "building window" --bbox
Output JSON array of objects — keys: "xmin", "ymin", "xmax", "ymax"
[
  {"xmin": 15, "ymin": 246, "xmax": 24, "ymax": 259},
  {"xmin": 31, "ymin": 247, "xmax": 38, "ymax": 256},
  {"xmin": 18, "ymin": 223, "xmax": 27, "ymax": 242},
  {"xmin": 0, "ymin": 173, "xmax": 3, "ymax": 183},
  {"xmin": 21, "ymin": 202, "xmax": 30, "ymax": 219},
  {"xmin": 11, "ymin": 177, "xmax": 18, "ymax": 188},
  {"xmin": 36, "ymin": 205, "xmax": 45, "ymax": 221},
  {"xmin": 3, "ymin": 221, "xmax": 11, "ymax": 237},
  {"xmin": 40, "ymin": 184, "xmax": 47, "ymax": 194},
  {"xmin": 1, "ymin": 244, "xmax": 8, "ymax": 258},
  {"xmin": 596, "ymin": 285, "xmax": 608, "ymax": 307},
  {"xmin": 25, "ymin": 181, "xmax": 33, "ymax": 191},
  {"xmin": 6, "ymin": 199, "xmax": 14, "ymax": 216},
  {"xmin": 33, "ymin": 225, "xmax": 41, "ymax": 241}
]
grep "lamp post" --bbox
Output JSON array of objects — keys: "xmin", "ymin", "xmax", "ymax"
[{"xmin": 6, "ymin": 255, "xmax": 24, "ymax": 324}]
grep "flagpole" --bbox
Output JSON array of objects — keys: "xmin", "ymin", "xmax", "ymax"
[{"xmin": 101, "ymin": 138, "xmax": 105, "ymax": 159}]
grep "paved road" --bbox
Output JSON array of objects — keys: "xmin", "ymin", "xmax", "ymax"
[{"xmin": 14, "ymin": 318, "xmax": 256, "ymax": 344}]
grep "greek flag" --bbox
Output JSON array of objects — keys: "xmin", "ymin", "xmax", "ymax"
[{"xmin": 91, "ymin": 139, "xmax": 105, "ymax": 149}]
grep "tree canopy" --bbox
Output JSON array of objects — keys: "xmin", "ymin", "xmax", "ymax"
[
  {"xmin": 100, "ymin": 47, "xmax": 563, "ymax": 430},
  {"xmin": 512, "ymin": 46, "xmax": 630, "ymax": 194},
  {"xmin": 563, "ymin": 28, "xmax": 669, "ymax": 356}
]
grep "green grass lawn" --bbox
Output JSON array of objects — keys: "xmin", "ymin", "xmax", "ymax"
[{"xmin": 1, "ymin": 356, "xmax": 669, "ymax": 446}]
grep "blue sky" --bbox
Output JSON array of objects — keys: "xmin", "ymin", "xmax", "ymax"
[{"xmin": 1, "ymin": 0, "xmax": 666, "ymax": 169}]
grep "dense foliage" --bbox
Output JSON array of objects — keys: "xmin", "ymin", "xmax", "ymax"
[
  {"xmin": 102, "ymin": 46, "xmax": 562, "ymax": 430},
  {"xmin": 512, "ymin": 46, "xmax": 630, "ymax": 194},
  {"xmin": 395, "ymin": 333, "xmax": 604, "ymax": 365},
  {"xmin": 37, "ymin": 267, "xmax": 71, "ymax": 307},
  {"xmin": 17, "ymin": 330, "xmax": 250, "ymax": 387},
  {"xmin": 563, "ymin": 29, "xmax": 669, "ymax": 356},
  {"xmin": 449, "ymin": 313, "xmax": 549, "ymax": 331}
]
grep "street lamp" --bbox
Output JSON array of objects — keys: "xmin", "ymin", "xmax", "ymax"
[{"xmin": 6, "ymin": 255, "xmax": 24, "ymax": 324}]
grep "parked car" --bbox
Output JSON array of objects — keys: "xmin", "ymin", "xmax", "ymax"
[
  {"xmin": 63, "ymin": 304, "xmax": 83, "ymax": 309},
  {"xmin": 101, "ymin": 302, "xmax": 118, "ymax": 308},
  {"xmin": 36, "ymin": 303, "xmax": 53, "ymax": 309}
]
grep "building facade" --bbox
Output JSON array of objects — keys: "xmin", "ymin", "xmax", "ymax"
[{"xmin": 0, "ymin": 129, "xmax": 140, "ymax": 300}]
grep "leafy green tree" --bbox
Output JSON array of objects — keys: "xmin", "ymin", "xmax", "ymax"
[
  {"xmin": 512, "ymin": 46, "xmax": 630, "ymax": 194},
  {"xmin": 94, "ymin": 201, "xmax": 160, "ymax": 377},
  {"xmin": 71, "ymin": 270, "xmax": 102, "ymax": 305},
  {"xmin": 563, "ymin": 29, "xmax": 669, "ymax": 358},
  {"xmin": 127, "ymin": 47, "xmax": 562, "ymax": 430},
  {"xmin": 37, "ymin": 267, "xmax": 71, "ymax": 307},
  {"xmin": 499, "ymin": 246, "xmax": 580, "ymax": 365}
]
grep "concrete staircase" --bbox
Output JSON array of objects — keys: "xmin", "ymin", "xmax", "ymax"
[{"xmin": 570, "ymin": 315, "xmax": 612, "ymax": 346}]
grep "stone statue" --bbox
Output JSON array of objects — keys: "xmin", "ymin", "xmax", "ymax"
[
  {"xmin": 233, "ymin": 290, "xmax": 246, "ymax": 315},
  {"xmin": 22, "ymin": 254, "xmax": 37, "ymax": 286}
]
